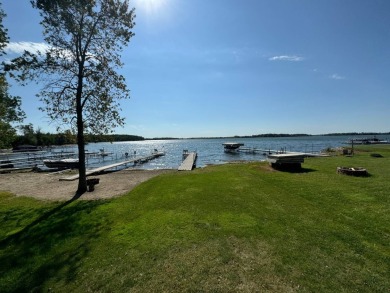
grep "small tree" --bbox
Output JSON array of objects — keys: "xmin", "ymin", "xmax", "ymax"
[
  {"xmin": 18, "ymin": 123, "xmax": 37, "ymax": 146},
  {"xmin": 0, "ymin": 3, "xmax": 25, "ymax": 149},
  {"xmin": 7, "ymin": 0, "xmax": 135, "ymax": 194}
]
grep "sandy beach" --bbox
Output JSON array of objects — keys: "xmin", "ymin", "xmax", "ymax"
[{"xmin": 0, "ymin": 169, "xmax": 175, "ymax": 201}]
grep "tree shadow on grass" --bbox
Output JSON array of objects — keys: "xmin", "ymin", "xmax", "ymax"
[
  {"xmin": 272, "ymin": 166, "xmax": 317, "ymax": 174},
  {"xmin": 0, "ymin": 192, "xmax": 109, "ymax": 292},
  {"xmin": 285, "ymin": 167, "xmax": 317, "ymax": 173},
  {"xmin": 0, "ymin": 192, "xmax": 83, "ymax": 246}
]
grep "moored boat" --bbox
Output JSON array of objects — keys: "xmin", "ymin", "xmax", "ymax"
[
  {"xmin": 12, "ymin": 145, "xmax": 42, "ymax": 152},
  {"xmin": 43, "ymin": 158, "xmax": 79, "ymax": 169},
  {"xmin": 99, "ymin": 148, "xmax": 113, "ymax": 157},
  {"xmin": 0, "ymin": 160, "xmax": 14, "ymax": 168},
  {"xmin": 223, "ymin": 142, "xmax": 244, "ymax": 153},
  {"xmin": 152, "ymin": 149, "xmax": 165, "ymax": 157}
]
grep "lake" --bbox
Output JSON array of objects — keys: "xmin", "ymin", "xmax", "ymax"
[
  {"xmin": 2, "ymin": 135, "xmax": 388, "ymax": 170},
  {"xmin": 58, "ymin": 135, "xmax": 386, "ymax": 170}
]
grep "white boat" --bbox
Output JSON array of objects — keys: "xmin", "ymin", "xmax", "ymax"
[
  {"xmin": 223, "ymin": 142, "xmax": 244, "ymax": 153},
  {"xmin": 43, "ymin": 158, "xmax": 79, "ymax": 169}
]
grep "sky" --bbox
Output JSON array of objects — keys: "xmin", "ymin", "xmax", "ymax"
[{"xmin": 2, "ymin": 0, "xmax": 390, "ymax": 138}]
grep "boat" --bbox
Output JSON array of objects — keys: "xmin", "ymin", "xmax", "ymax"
[
  {"xmin": 99, "ymin": 148, "xmax": 113, "ymax": 157},
  {"xmin": 43, "ymin": 158, "xmax": 79, "ymax": 169},
  {"xmin": 152, "ymin": 149, "xmax": 165, "ymax": 157},
  {"xmin": 12, "ymin": 145, "xmax": 42, "ymax": 152},
  {"xmin": 222, "ymin": 142, "xmax": 244, "ymax": 153},
  {"xmin": 0, "ymin": 160, "xmax": 14, "ymax": 169}
]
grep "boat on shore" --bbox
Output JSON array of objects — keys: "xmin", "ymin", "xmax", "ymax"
[{"xmin": 43, "ymin": 158, "xmax": 79, "ymax": 169}]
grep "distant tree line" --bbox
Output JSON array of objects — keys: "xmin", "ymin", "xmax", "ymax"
[
  {"xmin": 249, "ymin": 132, "xmax": 389, "ymax": 138},
  {"xmin": 10, "ymin": 124, "xmax": 76, "ymax": 147},
  {"xmin": 148, "ymin": 137, "xmax": 180, "ymax": 140},
  {"xmin": 4, "ymin": 123, "xmax": 144, "ymax": 149},
  {"xmin": 6, "ymin": 126, "xmax": 389, "ymax": 149},
  {"xmin": 187, "ymin": 133, "xmax": 311, "ymax": 139},
  {"xmin": 188, "ymin": 132, "xmax": 390, "ymax": 140},
  {"xmin": 243, "ymin": 133, "xmax": 310, "ymax": 138},
  {"xmin": 322, "ymin": 132, "xmax": 390, "ymax": 136},
  {"xmin": 87, "ymin": 134, "xmax": 144, "ymax": 143}
]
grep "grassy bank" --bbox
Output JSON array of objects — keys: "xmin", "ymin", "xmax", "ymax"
[{"xmin": 1, "ymin": 145, "xmax": 389, "ymax": 292}]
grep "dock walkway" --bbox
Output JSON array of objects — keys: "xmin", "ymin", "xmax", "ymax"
[
  {"xmin": 60, "ymin": 152, "xmax": 164, "ymax": 181},
  {"xmin": 178, "ymin": 152, "xmax": 197, "ymax": 171}
]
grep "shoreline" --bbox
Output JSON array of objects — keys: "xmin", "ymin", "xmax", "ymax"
[{"xmin": 0, "ymin": 169, "xmax": 175, "ymax": 201}]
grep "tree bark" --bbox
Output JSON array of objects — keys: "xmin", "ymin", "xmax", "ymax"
[
  {"xmin": 76, "ymin": 112, "xmax": 87, "ymax": 195},
  {"xmin": 76, "ymin": 71, "xmax": 87, "ymax": 195}
]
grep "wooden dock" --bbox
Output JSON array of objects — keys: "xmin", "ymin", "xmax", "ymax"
[
  {"xmin": 60, "ymin": 152, "xmax": 164, "ymax": 181},
  {"xmin": 178, "ymin": 152, "xmax": 197, "ymax": 171},
  {"xmin": 238, "ymin": 147, "xmax": 291, "ymax": 155}
]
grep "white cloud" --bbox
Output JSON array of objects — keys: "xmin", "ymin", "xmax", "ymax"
[
  {"xmin": 5, "ymin": 41, "xmax": 50, "ymax": 55},
  {"xmin": 5, "ymin": 41, "xmax": 79, "ymax": 61},
  {"xmin": 269, "ymin": 55, "xmax": 304, "ymax": 62},
  {"xmin": 329, "ymin": 73, "xmax": 345, "ymax": 80}
]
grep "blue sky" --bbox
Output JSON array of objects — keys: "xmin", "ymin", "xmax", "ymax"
[{"xmin": 2, "ymin": 0, "xmax": 390, "ymax": 138}]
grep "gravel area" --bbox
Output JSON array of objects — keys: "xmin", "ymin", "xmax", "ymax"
[{"xmin": 0, "ymin": 169, "xmax": 175, "ymax": 201}]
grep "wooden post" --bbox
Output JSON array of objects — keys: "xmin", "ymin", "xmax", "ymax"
[{"xmin": 351, "ymin": 140, "xmax": 354, "ymax": 155}]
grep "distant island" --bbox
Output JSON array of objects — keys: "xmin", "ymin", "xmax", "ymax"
[
  {"xmin": 321, "ymin": 132, "xmax": 390, "ymax": 137},
  {"xmin": 11, "ymin": 131, "xmax": 390, "ymax": 148},
  {"xmin": 147, "ymin": 132, "xmax": 390, "ymax": 141}
]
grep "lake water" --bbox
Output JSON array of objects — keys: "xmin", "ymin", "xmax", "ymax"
[
  {"xmin": 57, "ymin": 135, "xmax": 387, "ymax": 170},
  {"xmin": 3, "ymin": 135, "xmax": 388, "ymax": 170}
]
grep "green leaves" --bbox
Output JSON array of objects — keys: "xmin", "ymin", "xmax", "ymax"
[
  {"xmin": 9, "ymin": 0, "xmax": 135, "ymax": 135},
  {"xmin": 6, "ymin": 0, "xmax": 136, "ymax": 192}
]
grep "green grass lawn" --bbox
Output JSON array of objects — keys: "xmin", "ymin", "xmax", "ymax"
[{"xmin": 1, "ymin": 145, "xmax": 389, "ymax": 292}]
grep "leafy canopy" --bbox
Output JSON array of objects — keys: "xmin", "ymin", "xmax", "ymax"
[
  {"xmin": 10, "ymin": 0, "xmax": 135, "ymax": 134},
  {"xmin": 5, "ymin": 0, "xmax": 135, "ymax": 193}
]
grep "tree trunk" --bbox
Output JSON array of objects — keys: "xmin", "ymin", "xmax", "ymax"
[
  {"xmin": 76, "ymin": 112, "xmax": 87, "ymax": 195},
  {"xmin": 76, "ymin": 71, "xmax": 87, "ymax": 195}
]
